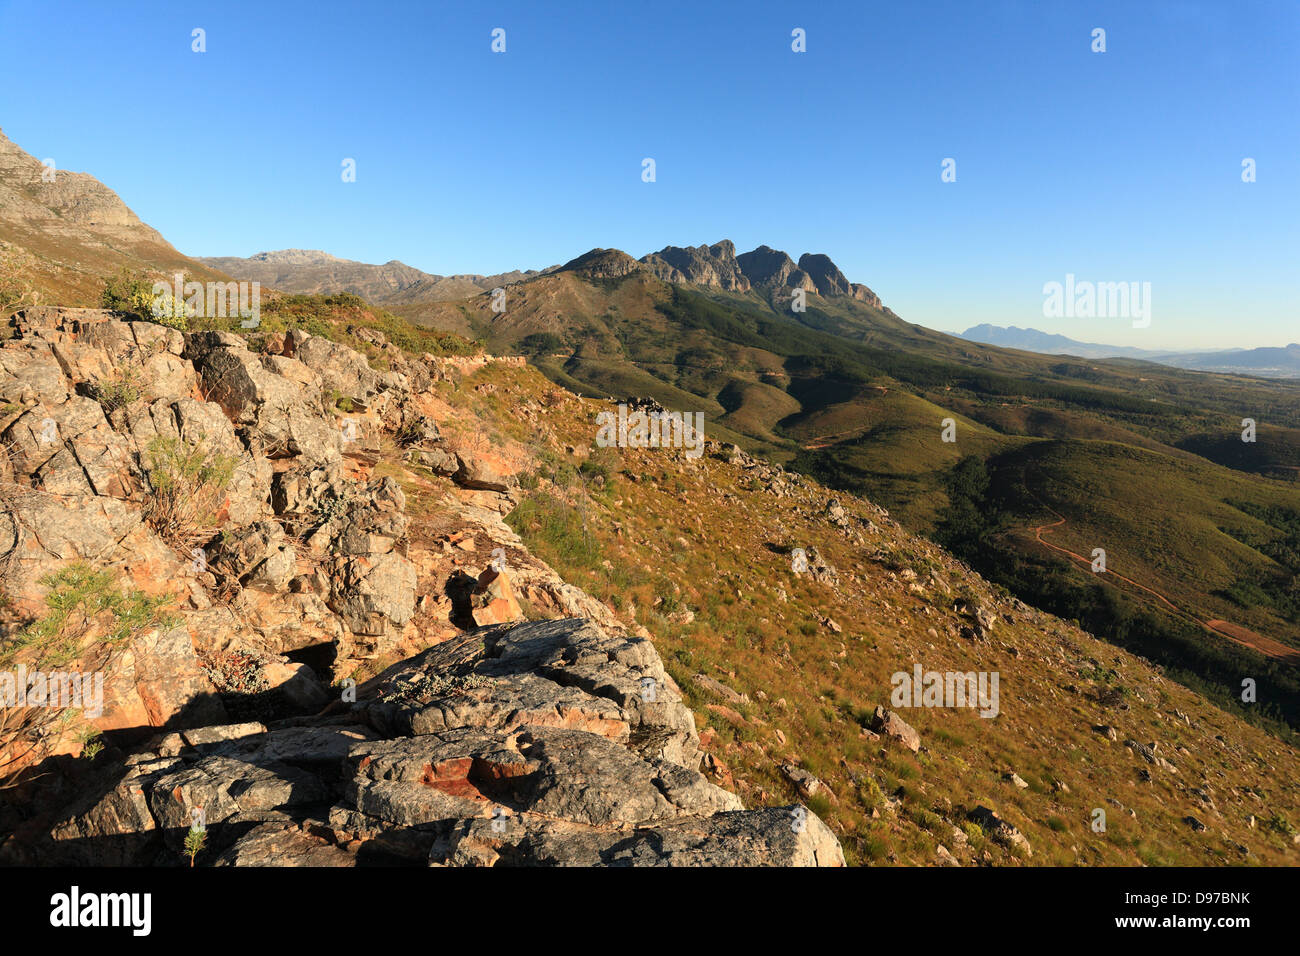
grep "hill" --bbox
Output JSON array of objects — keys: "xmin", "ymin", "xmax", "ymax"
[
  {"xmin": 392, "ymin": 260, "xmax": 1300, "ymax": 733},
  {"xmin": 196, "ymin": 249, "xmax": 557, "ymax": 304},
  {"xmin": 0, "ymin": 128, "xmax": 229, "ymax": 307}
]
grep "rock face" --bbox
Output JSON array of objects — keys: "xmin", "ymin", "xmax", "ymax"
[
  {"xmin": 640, "ymin": 241, "xmax": 752, "ymax": 292},
  {"xmin": 0, "ymin": 129, "xmax": 221, "ymax": 306},
  {"xmin": 625, "ymin": 240, "xmax": 885, "ymax": 307},
  {"xmin": 793, "ymin": 253, "xmax": 881, "ymax": 306},
  {"xmin": 0, "ymin": 129, "xmax": 168, "ymax": 244},
  {"xmin": 32, "ymin": 619, "xmax": 844, "ymax": 867},
  {"xmin": 0, "ymin": 309, "xmax": 423, "ymax": 757},
  {"xmin": 735, "ymin": 245, "xmax": 811, "ymax": 291}
]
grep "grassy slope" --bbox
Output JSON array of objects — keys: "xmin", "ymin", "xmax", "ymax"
[
  {"xmin": 398, "ymin": 271, "xmax": 1300, "ymax": 679},
  {"xmin": 440, "ymin": 359, "xmax": 1300, "ymax": 867}
]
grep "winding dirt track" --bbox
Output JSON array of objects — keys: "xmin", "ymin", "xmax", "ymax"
[{"xmin": 1032, "ymin": 509, "xmax": 1300, "ymax": 665}]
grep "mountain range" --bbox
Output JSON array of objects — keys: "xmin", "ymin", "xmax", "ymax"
[
  {"xmin": 197, "ymin": 238, "xmax": 887, "ymax": 312},
  {"xmin": 959, "ymin": 324, "xmax": 1300, "ymax": 379},
  {"xmin": 195, "ymin": 249, "xmax": 556, "ymax": 304},
  {"xmin": 3, "ymin": 126, "xmax": 1300, "ymax": 869}
]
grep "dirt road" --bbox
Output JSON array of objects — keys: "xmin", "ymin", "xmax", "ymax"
[{"xmin": 1032, "ymin": 509, "xmax": 1300, "ymax": 665}]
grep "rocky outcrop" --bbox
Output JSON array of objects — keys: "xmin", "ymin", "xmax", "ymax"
[
  {"xmin": 0, "ymin": 310, "xmax": 422, "ymax": 751},
  {"xmin": 735, "ymin": 245, "xmax": 809, "ymax": 291},
  {"xmin": 968, "ymin": 806, "xmax": 1032, "ymax": 857},
  {"xmin": 870, "ymin": 705, "xmax": 921, "ymax": 753},
  {"xmin": 640, "ymin": 241, "xmax": 751, "ymax": 292},
  {"xmin": 31, "ymin": 619, "xmax": 843, "ymax": 867},
  {"xmin": 634, "ymin": 241, "xmax": 887, "ymax": 308},
  {"xmin": 0, "ymin": 307, "xmax": 843, "ymax": 867}
]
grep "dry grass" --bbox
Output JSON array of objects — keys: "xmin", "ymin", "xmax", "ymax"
[
  {"xmin": 139, "ymin": 436, "xmax": 237, "ymax": 553},
  {"xmin": 464, "ymin": 360, "xmax": 1300, "ymax": 867}
]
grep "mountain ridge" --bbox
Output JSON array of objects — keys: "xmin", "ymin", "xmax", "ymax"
[{"xmin": 960, "ymin": 324, "xmax": 1300, "ymax": 378}]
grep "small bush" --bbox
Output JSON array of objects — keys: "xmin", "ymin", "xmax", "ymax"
[
  {"xmin": 2, "ymin": 563, "xmax": 175, "ymax": 668},
  {"xmin": 141, "ymin": 437, "xmax": 237, "ymax": 551},
  {"xmin": 0, "ymin": 248, "xmax": 34, "ymax": 316},
  {"xmin": 504, "ymin": 492, "xmax": 601, "ymax": 570},
  {"xmin": 197, "ymin": 649, "xmax": 270, "ymax": 695},
  {"xmin": 87, "ymin": 366, "xmax": 143, "ymax": 413},
  {"xmin": 0, "ymin": 564, "xmax": 173, "ymax": 788},
  {"xmin": 100, "ymin": 269, "xmax": 158, "ymax": 319}
]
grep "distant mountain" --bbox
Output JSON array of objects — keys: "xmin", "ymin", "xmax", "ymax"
[
  {"xmin": 1173, "ymin": 343, "xmax": 1300, "ymax": 378},
  {"xmin": 957, "ymin": 325, "xmax": 1163, "ymax": 360},
  {"xmin": 196, "ymin": 249, "xmax": 558, "ymax": 304},
  {"xmin": 0, "ymin": 128, "xmax": 227, "ymax": 305},
  {"xmin": 960, "ymin": 324, "xmax": 1300, "ymax": 378}
]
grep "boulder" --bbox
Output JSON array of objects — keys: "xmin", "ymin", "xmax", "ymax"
[{"xmin": 870, "ymin": 705, "xmax": 921, "ymax": 752}]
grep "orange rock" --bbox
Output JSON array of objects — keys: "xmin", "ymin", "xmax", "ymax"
[{"xmin": 470, "ymin": 567, "xmax": 523, "ymax": 626}]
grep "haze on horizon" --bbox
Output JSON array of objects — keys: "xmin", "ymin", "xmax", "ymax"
[{"xmin": 2, "ymin": 0, "xmax": 1295, "ymax": 350}]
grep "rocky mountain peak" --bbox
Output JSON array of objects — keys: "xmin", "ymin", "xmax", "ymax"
[
  {"xmin": 639, "ymin": 240, "xmax": 751, "ymax": 292},
  {"xmin": 734, "ymin": 245, "xmax": 813, "ymax": 293},
  {"xmin": 0, "ymin": 128, "xmax": 163, "ymax": 241},
  {"xmin": 796, "ymin": 252, "xmax": 881, "ymax": 306},
  {"xmin": 632, "ymin": 241, "xmax": 878, "ymax": 304},
  {"xmin": 559, "ymin": 248, "xmax": 645, "ymax": 279}
]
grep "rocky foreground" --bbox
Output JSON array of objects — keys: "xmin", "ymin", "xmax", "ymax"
[
  {"xmin": 39, "ymin": 618, "xmax": 842, "ymax": 866},
  {"xmin": 0, "ymin": 307, "xmax": 842, "ymax": 866}
]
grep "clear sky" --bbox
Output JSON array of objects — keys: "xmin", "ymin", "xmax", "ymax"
[{"xmin": 2, "ymin": 0, "xmax": 1296, "ymax": 349}]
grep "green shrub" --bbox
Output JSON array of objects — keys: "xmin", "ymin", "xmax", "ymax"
[
  {"xmin": 100, "ymin": 269, "xmax": 161, "ymax": 319},
  {"xmin": 1, "ymin": 563, "xmax": 175, "ymax": 668},
  {"xmin": 504, "ymin": 492, "xmax": 601, "ymax": 570}
]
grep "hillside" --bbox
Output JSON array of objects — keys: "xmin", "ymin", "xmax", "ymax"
[
  {"xmin": 2, "ymin": 297, "xmax": 1297, "ymax": 867},
  {"xmin": 392, "ymin": 262, "xmax": 1300, "ymax": 736}
]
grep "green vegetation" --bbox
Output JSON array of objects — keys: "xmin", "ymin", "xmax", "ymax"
[
  {"xmin": 504, "ymin": 492, "xmax": 602, "ymax": 571},
  {"xmin": 1, "ymin": 563, "xmax": 175, "ymax": 668},
  {"xmin": 937, "ymin": 454, "xmax": 1300, "ymax": 739},
  {"xmin": 236, "ymin": 292, "xmax": 478, "ymax": 358},
  {"xmin": 99, "ymin": 268, "xmax": 159, "ymax": 319},
  {"xmin": 519, "ymin": 332, "xmax": 569, "ymax": 356},
  {"xmin": 0, "ymin": 247, "xmax": 34, "ymax": 316},
  {"xmin": 183, "ymin": 825, "xmax": 206, "ymax": 867},
  {"xmin": 87, "ymin": 365, "xmax": 143, "ymax": 413},
  {"xmin": 1220, "ymin": 501, "xmax": 1300, "ymax": 623}
]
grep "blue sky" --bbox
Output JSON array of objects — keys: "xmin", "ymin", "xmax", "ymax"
[{"xmin": 2, "ymin": 0, "xmax": 1296, "ymax": 349}]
